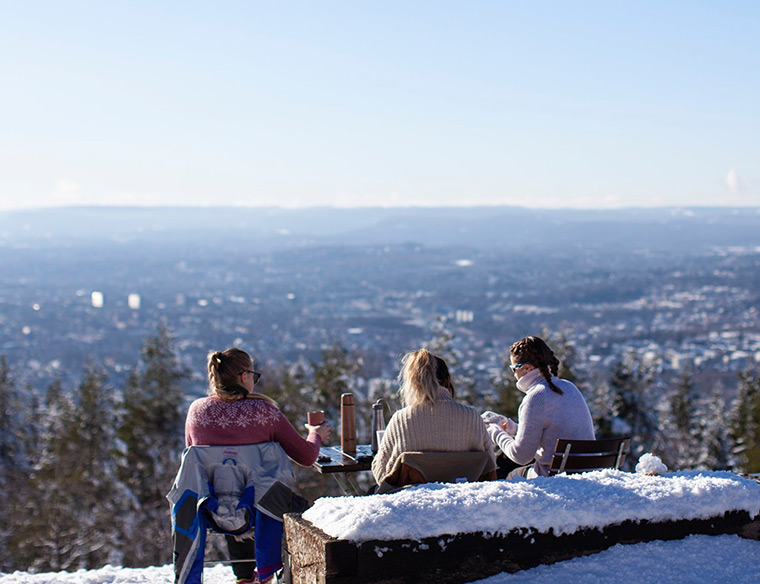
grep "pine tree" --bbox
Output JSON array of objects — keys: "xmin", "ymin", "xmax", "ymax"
[
  {"xmin": 17, "ymin": 366, "xmax": 131, "ymax": 572},
  {"xmin": 696, "ymin": 382, "xmax": 732, "ymax": 470},
  {"xmin": 0, "ymin": 356, "xmax": 29, "ymax": 572},
  {"xmin": 608, "ymin": 350, "xmax": 664, "ymax": 468},
  {"xmin": 13, "ymin": 378, "xmax": 77, "ymax": 571},
  {"xmin": 117, "ymin": 321, "xmax": 190, "ymax": 567},
  {"xmin": 70, "ymin": 364, "xmax": 132, "ymax": 568},
  {"xmin": 586, "ymin": 377, "xmax": 617, "ymax": 438},
  {"xmin": 657, "ymin": 367, "xmax": 699, "ymax": 470},
  {"xmin": 729, "ymin": 369, "xmax": 760, "ymax": 473},
  {"xmin": 0, "ymin": 355, "xmax": 29, "ymax": 483},
  {"xmin": 311, "ymin": 341, "xmax": 364, "ymax": 424}
]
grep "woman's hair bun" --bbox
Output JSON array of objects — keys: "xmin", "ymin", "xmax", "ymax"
[
  {"xmin": 209, "ymin": 351, "xmax": 223, "ymax": 369},
  {"xmin": 207, "ymin": 347, "xmax": 253, "ymax": 399}
]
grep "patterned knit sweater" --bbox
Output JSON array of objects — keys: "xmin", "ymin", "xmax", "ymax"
[
  {"xmin": 371, "ymin": 389, "xmax": 495, "ymax": 484},
  {"xmin": 185, "ymin": 396, "xmax": 321, "ymax": 467}
]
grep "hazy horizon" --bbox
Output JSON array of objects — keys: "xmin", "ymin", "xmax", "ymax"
[{"xmin": 3, "ymin": 201, "xmax": 760, "ymax": 214}]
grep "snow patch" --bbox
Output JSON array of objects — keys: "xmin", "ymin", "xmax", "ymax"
[
  {"xmin": 636, "ymin": 452, "xmax": 668, "ymax": 476},
  {"xmin": 303, "ymin": 470, "xmax": 760, "ymax": 543}
]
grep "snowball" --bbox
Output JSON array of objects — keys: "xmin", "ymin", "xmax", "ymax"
[{"xmin": 636, "ymin": 453, "xmax": 668, "ymax": 476}]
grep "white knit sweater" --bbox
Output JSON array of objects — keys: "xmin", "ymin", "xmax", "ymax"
[{"xmin": 488, "ymin": 368, "xmax": 595, "ymax": 477}]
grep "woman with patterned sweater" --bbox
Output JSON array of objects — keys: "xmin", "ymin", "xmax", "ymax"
[{"xmin": 185, "ymin": 348, "xmax": 330, "ymax": 584}]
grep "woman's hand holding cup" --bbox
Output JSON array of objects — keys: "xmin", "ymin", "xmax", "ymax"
[
  {"xmin": 306, "ymin": 410, "xmax": 331, "ymax": 442},
  {"xmin": 305, "ymin": 420, "xmax": 331, "ymax": 442}
]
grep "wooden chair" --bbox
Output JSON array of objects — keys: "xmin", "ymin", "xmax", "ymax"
[
  {"xmin": 548, "ymin": 437, "xmax": 631, "ymax": 476},
  {"xmin": 376, "ymin": 450, "xmax": 497, "ymax": 494}
]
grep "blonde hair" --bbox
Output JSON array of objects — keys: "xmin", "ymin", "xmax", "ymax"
[{"xmin": 398, "ymin": 349, "xmax": 453, "ymax": 408}]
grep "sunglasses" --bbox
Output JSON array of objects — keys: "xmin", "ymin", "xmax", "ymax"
[
  {"xmin": 241, "ymin": 370, "xmax": 262, "ymax": 384},
  {"xmin": 509, "ymin": 362, "xmax": 531, "ymax": 374}
]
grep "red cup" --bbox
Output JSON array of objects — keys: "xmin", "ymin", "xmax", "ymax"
[{"xmin": 307, "ymin": 410, "xmax": 325, "ymax": 425}]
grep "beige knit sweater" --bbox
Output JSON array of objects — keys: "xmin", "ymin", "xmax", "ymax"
[{"xmin": 371, "ymin": 389, "xmax": 495, "ymax": 484}]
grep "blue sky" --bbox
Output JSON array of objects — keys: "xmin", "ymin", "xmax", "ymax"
[{"xmin": 1, "ymin": 1, "xmax": 758, "ymax": 210}]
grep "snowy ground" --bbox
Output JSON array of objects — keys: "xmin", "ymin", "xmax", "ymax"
[{"xmin": 1, "ymin": 535, "xmax": 759, "ymax": 583}]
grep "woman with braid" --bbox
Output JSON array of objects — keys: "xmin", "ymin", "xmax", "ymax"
[
  {"xmin": 185, "ymin": 348, "xmax": 330, "ymax": 584},
  {"xmin": 371, "ymin": 348, "xmax": 495, "ymax": 486},
  {"xmin": 483, "ymin": 336, "xmax": 594, "ymax": 479}
]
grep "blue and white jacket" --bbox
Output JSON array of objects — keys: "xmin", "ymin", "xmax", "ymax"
[{"xmin": 166, "ymin": 442, "xmax": 297, "ymax": 584}]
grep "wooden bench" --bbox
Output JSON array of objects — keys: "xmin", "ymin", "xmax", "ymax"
[
  {"xmin": 284, "ymin": 462, "xmax": 760, "ymax": 583},
  {"xmin": 548, "ymin": 436, "xmax": 630, "ymax": 475},
  {"xmin": 284, "ymin": 509, "xmax": 760, "ymax": 583}
]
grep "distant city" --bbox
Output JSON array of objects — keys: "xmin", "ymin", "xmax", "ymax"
[{"xmin": 1, "ymin": 206, "xmax": 759, "ymax": 400}]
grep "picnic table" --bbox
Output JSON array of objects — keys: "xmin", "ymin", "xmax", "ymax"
[{"xmin": 313, "ymin": 444, "xmax": 374, "ymax": 495}]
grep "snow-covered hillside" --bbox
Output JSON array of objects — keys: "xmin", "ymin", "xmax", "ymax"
[{"xmin": 1, "ymin": 535, "xmax": 759, "ymax": 584}]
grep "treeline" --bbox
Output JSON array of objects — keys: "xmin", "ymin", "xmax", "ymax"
[
  {"xmin": 1, "ymin": 324, "xmax": 759, "ymax": 574},
  {"xmin": 0, "ymin": 322, "xmax": 189, "ymax": 573}
]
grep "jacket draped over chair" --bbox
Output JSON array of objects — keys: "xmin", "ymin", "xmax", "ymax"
[{"xmin": 166, "ymin": 442, "xmax": 297, "ymax": 584}]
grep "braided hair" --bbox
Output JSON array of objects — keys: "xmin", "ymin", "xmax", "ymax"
[{"xmin": 510, "ymin": 336, "xmax": 563, "ymax": 395}]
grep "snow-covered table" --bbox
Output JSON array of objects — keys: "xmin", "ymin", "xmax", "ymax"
[{"xmin": 284, "ymin": 470, "xmax": 760, "ymax": 584}]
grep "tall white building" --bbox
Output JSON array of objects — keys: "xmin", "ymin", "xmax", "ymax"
[{"xmin": 128, "ymin": 293, "xmax": 141, "ymax": 310}]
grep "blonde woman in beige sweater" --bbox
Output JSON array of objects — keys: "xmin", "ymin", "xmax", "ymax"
[{"xmin": 371, "ymin": 349, "xmax": 496, "ymax": 486}]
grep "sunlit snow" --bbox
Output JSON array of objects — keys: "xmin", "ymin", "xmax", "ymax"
[
  {"xmin": 1, "ymin": 536, "xmax": 759, "ymax": 584},
  {"xmin": 304, "ymin": 470, "xmax": 760, "ymax": 543}
]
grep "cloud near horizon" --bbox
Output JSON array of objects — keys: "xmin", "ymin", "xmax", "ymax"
[{"xmin": 725, "ymin": 168, "xmax": 743, "ymax": 197}]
